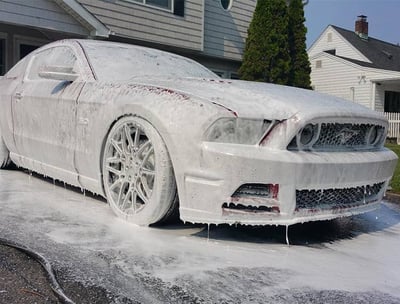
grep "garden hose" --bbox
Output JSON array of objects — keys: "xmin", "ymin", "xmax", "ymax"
[{"xmin": 0, "ymin": 237, "xmax": 75, "ymax": 304}]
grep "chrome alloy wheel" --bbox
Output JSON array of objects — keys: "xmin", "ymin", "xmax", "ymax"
[{"xmin": 102, "ymin": 116, "xmax": 177, "ymax": 225}]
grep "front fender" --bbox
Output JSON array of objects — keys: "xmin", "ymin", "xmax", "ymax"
[{"xmin": 75, "ymin": 82, "xmax": 230, "ymax": 200}]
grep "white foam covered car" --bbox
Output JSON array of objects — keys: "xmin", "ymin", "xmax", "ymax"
[{"xmin": 0, "ymin": 40, "xmax": 397, "ymax": 226}]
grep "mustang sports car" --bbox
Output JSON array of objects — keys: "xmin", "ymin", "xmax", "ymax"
[{"xmin": 0, "ymin": 40, "xmax": 397, "ymax": 226}]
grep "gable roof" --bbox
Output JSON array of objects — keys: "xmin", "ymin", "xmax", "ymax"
[{"xmin": 331, "ymin": 25, "xmax": 400, "ymax": 72}]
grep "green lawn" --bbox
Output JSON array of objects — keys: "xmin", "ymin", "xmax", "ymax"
[{"xmin": 386, "ymin": 144, "xmax": 400, "ymax": 193}]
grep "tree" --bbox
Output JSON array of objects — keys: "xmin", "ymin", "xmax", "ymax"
[
  {"xmin": 288, "ymin": 0, "xmax": 311, "ymax": 89},
  {"xmin": 239, "ymin": 0, "xmax": 290, "ymax": 85}
]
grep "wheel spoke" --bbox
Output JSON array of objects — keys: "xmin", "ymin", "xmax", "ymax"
[
  {"xmin": 121, "ymin": 125, "xmax": 131, "ymax": 153},
  {"xmin": 144, "ymin": 146, "xmax": 154, "ymax": 160},
  {"xmin": 141, "ymin": 146, "xmax": 154, "ymax": 167},
  {"xmin": 141, "ymin": 168, "xmax": 155, "ymax": 176},
  {"xmin": 106, "ymin": 156, "xmax": 120, "ymax": 164},
  {"xmin": 124, "ymin": 125, "xmax": 134, "ymax": 150},
  {"xmin": 139, "ymin": 176, "xmax": 152, "ymax": 199},
  {"xmin": 109, "ymin": 178, "xmax": 123, "ymax": 192},
  {"xmin": 136, "ymin": 182, "xmax": 149, "ymax": 204},
  {"xmin": 106, "ymin": 165, "xmax": 122, "ymax": 176},
  {"xmin": 117, "ymin": 183, "xmax": 125, "ymax": 206},
  {"xmin": 133, "ymin": 127, "xmax": 141, "ymax": 149},
  {"xmin": 111, "ymin": 139, "xmax": 123, "ymax": 155},
  {"xmin": 121, "ymin": 188, "xmax": 132, "ymax": 211},
  {"xmin": 137, "ymin": 140, "xmax": 151, "ymax": 155},
  {"xmin": 132, "ymin": 190, "xmax": 137, "ymax": 212}
]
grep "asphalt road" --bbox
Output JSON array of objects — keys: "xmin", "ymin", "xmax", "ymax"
[{"xmin": 0, "ymin": 168, "xmax": 400, "ymax": 304}]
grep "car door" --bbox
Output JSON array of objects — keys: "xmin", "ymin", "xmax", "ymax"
[{"xmin": 12, "ymin": 45, "xmax": 86, "ymax": 182}]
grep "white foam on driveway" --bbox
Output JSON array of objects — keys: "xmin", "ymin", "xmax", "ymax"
[{"xmin": 1, "ymin": 169, "xmax": 400, "ymax": 302}]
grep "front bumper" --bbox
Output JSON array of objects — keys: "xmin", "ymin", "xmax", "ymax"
[{"xmin": 179, "ymin": 143, "xmax": 397, "ymax": 225}]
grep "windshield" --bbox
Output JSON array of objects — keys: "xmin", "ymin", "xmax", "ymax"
[{"xmin": 81, "ymin": 41, "xmax": 218, "ymax": 82}]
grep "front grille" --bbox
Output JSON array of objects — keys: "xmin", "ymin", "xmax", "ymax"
[
  {"xmin": 288, "ymin": 123, "xmax": 385, "ymax": 151},
  {"xmin": 296, "ymin": 182, "xmax": 384, "ymax": 211},
  {"xmin": 315, "ymin": 123, "xmax": 382, "ymax": 149}
]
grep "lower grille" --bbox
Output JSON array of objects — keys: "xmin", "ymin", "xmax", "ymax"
[{"xmin": 296, "ymin": 182, "xmax": 384, "ymax": 211}]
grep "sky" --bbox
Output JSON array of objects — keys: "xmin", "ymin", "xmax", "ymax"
[{"xmin": 304, "ymin": 0, "xmax": 400, "ymax": 48}]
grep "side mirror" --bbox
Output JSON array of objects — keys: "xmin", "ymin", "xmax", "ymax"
[{"xmin": 38, "ymin": 65, "xmax": 79, "ymax": 82}]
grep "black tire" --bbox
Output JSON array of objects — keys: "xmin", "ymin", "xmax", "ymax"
[{"xmin": 102, "ymin": 116, "xmax": 178, "ymax": 225}]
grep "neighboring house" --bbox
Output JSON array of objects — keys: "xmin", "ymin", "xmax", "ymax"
[
  {"xmin": 308, "ymin": 16, "xmax": 400, "ymax": 115},
  {"xmin": 0, "ymin": 0, "xmax": 256, "ymax": 78}
]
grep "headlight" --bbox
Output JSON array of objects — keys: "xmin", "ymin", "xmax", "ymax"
[
  {"xmin": 205, "ymin": 118, "xmax": 272, "ymax": 145},
  {"xmin": 296, "ymin": 123, "xmax": 319, "ymax": 149},
  {"xmin": 366, "ymin": 125, "xmax": 384, "ymax": 146}
]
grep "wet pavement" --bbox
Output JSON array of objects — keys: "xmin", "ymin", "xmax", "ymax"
[{"xmin": 0, "ymin": 168, "xmax": 400, "ymax": 303}]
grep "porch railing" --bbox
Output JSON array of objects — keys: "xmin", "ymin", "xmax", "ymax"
[{"xmin": 384, "ymin": 112, "xmax": 400, "ymax": 144}]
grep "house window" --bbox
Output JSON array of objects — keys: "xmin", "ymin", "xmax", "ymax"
[
  {"xmin": 220, "ymin": 0, "xmax": 233, "ymax": 10},
  {"xmin": 124, "ymin": 0, "xmax": 184, "ymax": 15},
  {"xmin": 14, "ymin": 36, "xmax": 47, "ymax": 64},
  {"xmin": 316, "ymin": 60, "xmax": 322, "ymax": 68},
  {"xmin": 19, "ymin": 44, "xmax": 39, "ymax": 60},
  {"xmin": 327, "ymin": 32, "xmax": 332, "ymax": 42},
  {"xmin": 146, "ymin": 0, "xmax": 172, "ymax": 10},
  {"xmin": 325, "ymin": 49, "xmax": 336, "ymax": 55},
  {"xmin": 173, "ymin": 0, "xmax": 184, "ymax": 16},
  {"xmin": 230, "ymin": 73, "xmax": 239, "ymax": 80},
  {"xmin": 0, "ymin": 38, "xmax": 5, "ymax": 76},
  {"xmin": 384, "ymin": 91, "xmax": 400, "ymax": 112}
]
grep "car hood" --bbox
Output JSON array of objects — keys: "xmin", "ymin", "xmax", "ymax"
[{"xmin": 129, "ymin": 77, "xmax": 383, "ymax": 121}]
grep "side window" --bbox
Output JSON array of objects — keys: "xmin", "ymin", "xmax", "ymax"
[{"xmin": 28, "ymin": 47, "xmax": 78, "ymax": 80}]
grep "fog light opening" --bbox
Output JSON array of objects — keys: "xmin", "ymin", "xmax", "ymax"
[
  {"xmin": 224, "ymin": 183, "xmax": 280, "ymax": 214},
  {"xmin": 232, "ymin": 183, "xmax": 279, "ymax": 199}
]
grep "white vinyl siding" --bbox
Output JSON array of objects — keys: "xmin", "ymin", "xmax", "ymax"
[
  {"xmin": 77, "ymin": 0, "xmax": 204, "ymax": 51},
  {"xmin": 310, "ymin": 53, "xmax": 400, "ymax": 110},
  {"xmin": 0, "ymin": 0, "xmax": 89, "ymax": 36},
  {"xmin": 308, "ymin": 26, "xmax": 370, "ymax": 63},
  {"xmin": 203, "ymin": 0, "xmax": 256, "ymax": 61},
  {"xmin": 374, "ymin": 84, "xmax": 385, "ymax": 112}
]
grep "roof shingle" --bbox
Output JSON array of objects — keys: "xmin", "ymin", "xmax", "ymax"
[{"xmin": 330, "ymin": 25, "xmax": 400, "ymax": 72}]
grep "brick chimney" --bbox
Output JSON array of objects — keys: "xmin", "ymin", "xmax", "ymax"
[{"xmin": 355, "ymin": 15, "xmax": 368, "ymax": 39}]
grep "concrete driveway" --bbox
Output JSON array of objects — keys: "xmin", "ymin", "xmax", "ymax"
[{"xmin": 0, "ymin": 169, "xmax": 400, "ymax": 304}]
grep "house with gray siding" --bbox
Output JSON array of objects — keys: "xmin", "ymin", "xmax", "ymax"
[{"xmin": 0, "ymin": 0, "xmax": 256, "ymax": 78}]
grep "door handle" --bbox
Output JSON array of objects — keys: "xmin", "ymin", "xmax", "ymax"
[{"xmin": 15, "ymin": 92, "xmax": 23, "ymax": 100}]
